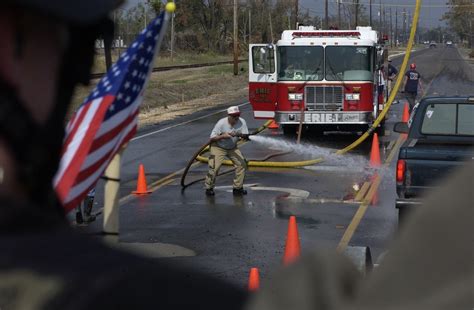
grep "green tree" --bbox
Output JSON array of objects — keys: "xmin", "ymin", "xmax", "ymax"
[
  {"xmin": 147, "ymin": 0, "xmax": 163, "ymax": 14},
  {"xmin": 443, "ymin": 0, "xmax": 474, "ymax": 47}
]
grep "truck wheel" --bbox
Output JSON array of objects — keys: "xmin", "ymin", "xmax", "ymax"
[{"xmin": 282, "ymin": 125, "xmax": 297, "ymax": 136}]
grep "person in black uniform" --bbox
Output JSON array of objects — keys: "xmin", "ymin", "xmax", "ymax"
[
  {"xmin": 402, "ymin": 63, "xmax": 423, "ymax": 112},
  {"xmin": 386, "ymin": 59, "xmax": 398, "ymax": 94},
  {"xmin": 387, "ymin": 59, "xmax": 398, "ymax": 79},
  {"xmin": 0, "ymin": 1, "xmax": 246, "ymax": 309}
]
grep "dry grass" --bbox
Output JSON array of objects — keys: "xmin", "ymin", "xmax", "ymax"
[
  {"xmin": 92, "ymin": 50, "xmax": 235, "ymax": 74},
  {"xmin": 70, "ymin": 62, "xmax": 248, "ymax": 128}
]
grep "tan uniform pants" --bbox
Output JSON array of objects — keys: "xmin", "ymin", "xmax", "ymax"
[{"xmin": 204, "ymin": 145, "xmax": 247, "ymax": 190}]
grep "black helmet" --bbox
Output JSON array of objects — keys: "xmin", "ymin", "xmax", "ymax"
[{"xmin": 2, "ymin": 0, "xmax": 123, "ymax": 25}]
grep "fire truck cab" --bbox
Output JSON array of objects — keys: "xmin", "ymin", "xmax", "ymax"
[{"xmin": 249, "ymin": 26, "xmax": 385, "ymax": 135}]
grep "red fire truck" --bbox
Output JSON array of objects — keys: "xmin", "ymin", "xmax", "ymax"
[{"xmin": 249, "ymin": 26, "xmax": 385, "ymax": 135}]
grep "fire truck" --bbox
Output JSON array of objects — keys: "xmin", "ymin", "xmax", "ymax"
[{"xmin": 249, "ymin": 26, "xmax": 385, "ymax": 135}]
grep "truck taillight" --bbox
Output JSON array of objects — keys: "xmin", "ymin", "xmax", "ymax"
[{"xmin": 396, "ymin": 160, "xmax": 406, "ymax": 183}]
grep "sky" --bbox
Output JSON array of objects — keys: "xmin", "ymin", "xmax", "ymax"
[
  {"xmin": 125, "ymin": 0, "xmax": 448, "ymax": 29},
  {"xmin": 299, "ymin": 0, "xmax": 447, "ymax": 29}
]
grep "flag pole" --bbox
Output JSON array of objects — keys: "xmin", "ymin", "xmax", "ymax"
[
  {"xmin": 102, "ymin": 148, "xmax": 124, "ymax": 235},
  {"xmin": 101, "ymin": 3, "xmax": 175, "ymax": 236}
]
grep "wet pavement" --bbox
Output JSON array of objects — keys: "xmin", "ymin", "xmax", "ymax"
[{"xmin": 80, "ymin": 46, "xmax": 474, "ymax": 287}]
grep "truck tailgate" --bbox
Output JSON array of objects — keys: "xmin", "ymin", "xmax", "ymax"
[{"xmin": 400, "ymin": 143, "xmax": 474, "ymax": 196}]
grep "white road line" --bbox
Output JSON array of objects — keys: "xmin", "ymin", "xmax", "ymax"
[{"xmin": 131, "ymin": 102, "xmax": 250, "ymax": 142}]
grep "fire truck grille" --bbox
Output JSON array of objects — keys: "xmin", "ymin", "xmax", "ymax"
[{"xmin": 305, "ymin": 86, "xmax": 343, "ymax": 110}]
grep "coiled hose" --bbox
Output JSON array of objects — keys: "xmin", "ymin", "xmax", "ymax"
[{"xmin": 180, "ymin": 120, "xmax": 274, "ymax": 188}]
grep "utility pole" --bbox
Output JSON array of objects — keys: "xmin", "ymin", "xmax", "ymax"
[
  {"xmin": 379, "ymin": 0, "xmax": 382, "ymax": 33},
  {"xmin": 355, "ymin": 0, "xmax": 359, "ymax": 28},
  {"xmin": 390, "ymin": 8, "xmax": 393, "ymax": 48},
  {"xmin": 382, "ymin": 6, "xmax": 386, "ymax": 38},
  {"xmin": 395, "ymin": 9, "xmax": 398, "ymax": 46},
  {"xmin": 403, "ymin": 8, "xmax": 407, "ymax": 45},
  {"xmin": 408, "ymin": 11, "xmax": 411, "ymax": 41},
  {"xmin": 248, "ymin": 8, "xmax": 251, "ymax": 44},
  {"xmin": 171, "ymin": 12, "xmax": 175, "ymax": 61},
  {"xmin": 369, "ymin": 0, "xmax": 372, "ymax": 27},
  {"xmin": 295, "ymin": 0, "xmax": 299, "ymax": 29},
  {"xmin": 233, "ymin": 0, "xmax": 238, "ymax": 76},
  {"xmin": 325, "ymin": 0, "xmax": 328, "ymax": 29},
  {"xmin": 337, "ymin": 0, "xmax": 341, "ymax": 29},
  {"xmin": 269, "ymin": 12, "xmax": 274, "ymax": 43}
]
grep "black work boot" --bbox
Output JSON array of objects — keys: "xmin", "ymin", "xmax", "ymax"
[
  {"xmin": 75, "ymin": 211, "xmax": 84, "ymax": 224},
  {"xmin": 84, "ymin": 197, "xmax": 94, "ymax": 217},
  {"xmin": 232, "ymin": 188, "xmax": 247, "ymax": 195},
  {"xmin": 205, "ymin": 189, "xmax": 215, "ymax": 196}
]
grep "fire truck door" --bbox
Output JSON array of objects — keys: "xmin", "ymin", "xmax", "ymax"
[{"xmin": 249, "ymin": 44, "xmax": 277, "ymax": 119}]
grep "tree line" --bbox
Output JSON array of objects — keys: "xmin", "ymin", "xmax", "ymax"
[{"xmin": 111, "ymin": 0, "xmax": 473, "ymax": 57}]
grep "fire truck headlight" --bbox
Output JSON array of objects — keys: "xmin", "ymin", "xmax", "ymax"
[
  {"xmin": 288, "ymin": 93, "xmax": 303, "ymax": 101},
  {"xmin": 345, "ymin": 93, "xmax": 360, "ymax": 101}
]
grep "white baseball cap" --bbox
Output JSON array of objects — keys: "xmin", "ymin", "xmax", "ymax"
[{"xmin": 227, "ymin": 106, "xmax": 240, "ymax": 116}]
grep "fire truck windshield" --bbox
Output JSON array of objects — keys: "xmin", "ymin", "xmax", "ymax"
[
  {"xmin": 325, "ymin": 46, "xmax": 374, "ymax": 81},
  {"xmin": 278, "ymin": 46, "xmax": 324, "ymax": 81}
]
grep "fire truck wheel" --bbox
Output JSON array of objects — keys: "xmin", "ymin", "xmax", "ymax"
[{"xmin": 282, "ymin": 125, "xmax": 297, "ymax": 136}]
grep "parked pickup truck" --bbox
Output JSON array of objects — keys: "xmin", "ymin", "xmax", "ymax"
[{"xmin": 393, "ymin": 96, "xmax": 474, "ymax": 223}]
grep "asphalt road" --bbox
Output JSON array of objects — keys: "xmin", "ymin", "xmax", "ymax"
[{"xmin": 81, "ymin": 46, "xmax": 473, "ymax": 288}]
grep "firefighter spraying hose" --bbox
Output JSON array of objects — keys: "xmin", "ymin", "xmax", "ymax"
[{"xmin": 180, "ymin": 118, "xmax": 269, "ymax": 189}]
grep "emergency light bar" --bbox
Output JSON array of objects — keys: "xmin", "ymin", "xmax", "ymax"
[{"xmin": 292, "ymin": 31, "xmax": 361, "ymax": 38}]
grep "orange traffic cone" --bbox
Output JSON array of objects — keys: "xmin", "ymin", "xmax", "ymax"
[
  {"xmin": 268, "ymin": 119, "xmax": 279, "ymax": 129},
  {"xmin": 402, "ymin": 102, "xmax": 410, "ymax": 123},
  {"xmin": 368, "ymin": 133, "xmax": 381, "ymax": 205},
  {"xmin": 248, "ymin": 268, "xmax": 260, "ymax": 291},
  {"xmin": 132, "ymin": 164, "xmax": 151, "ymax": 195},
  {"xmin": 369, "ymin": 133, "xmax": 381, "ymax": 168},
  {"xmin": 283, "ymin": 216, "xmax": 301, "ymax": 265}
]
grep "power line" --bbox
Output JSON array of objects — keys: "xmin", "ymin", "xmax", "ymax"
[
  {"xmin": 299, "ymin": 4, "xmax": 448, "ymax": 22},
  {"xmin": 327, "ymin": 0, "xmax": 474, "ymax": 8}
]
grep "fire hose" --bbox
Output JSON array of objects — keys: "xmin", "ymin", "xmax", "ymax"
[{"xmin": 180, "ymin": 0, "xmax": 421, "ymax": 188}]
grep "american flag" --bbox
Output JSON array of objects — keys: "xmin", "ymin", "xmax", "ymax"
[{"xmin": 54, "ymin": 11, "xmax": 170, "ymax": 212}]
